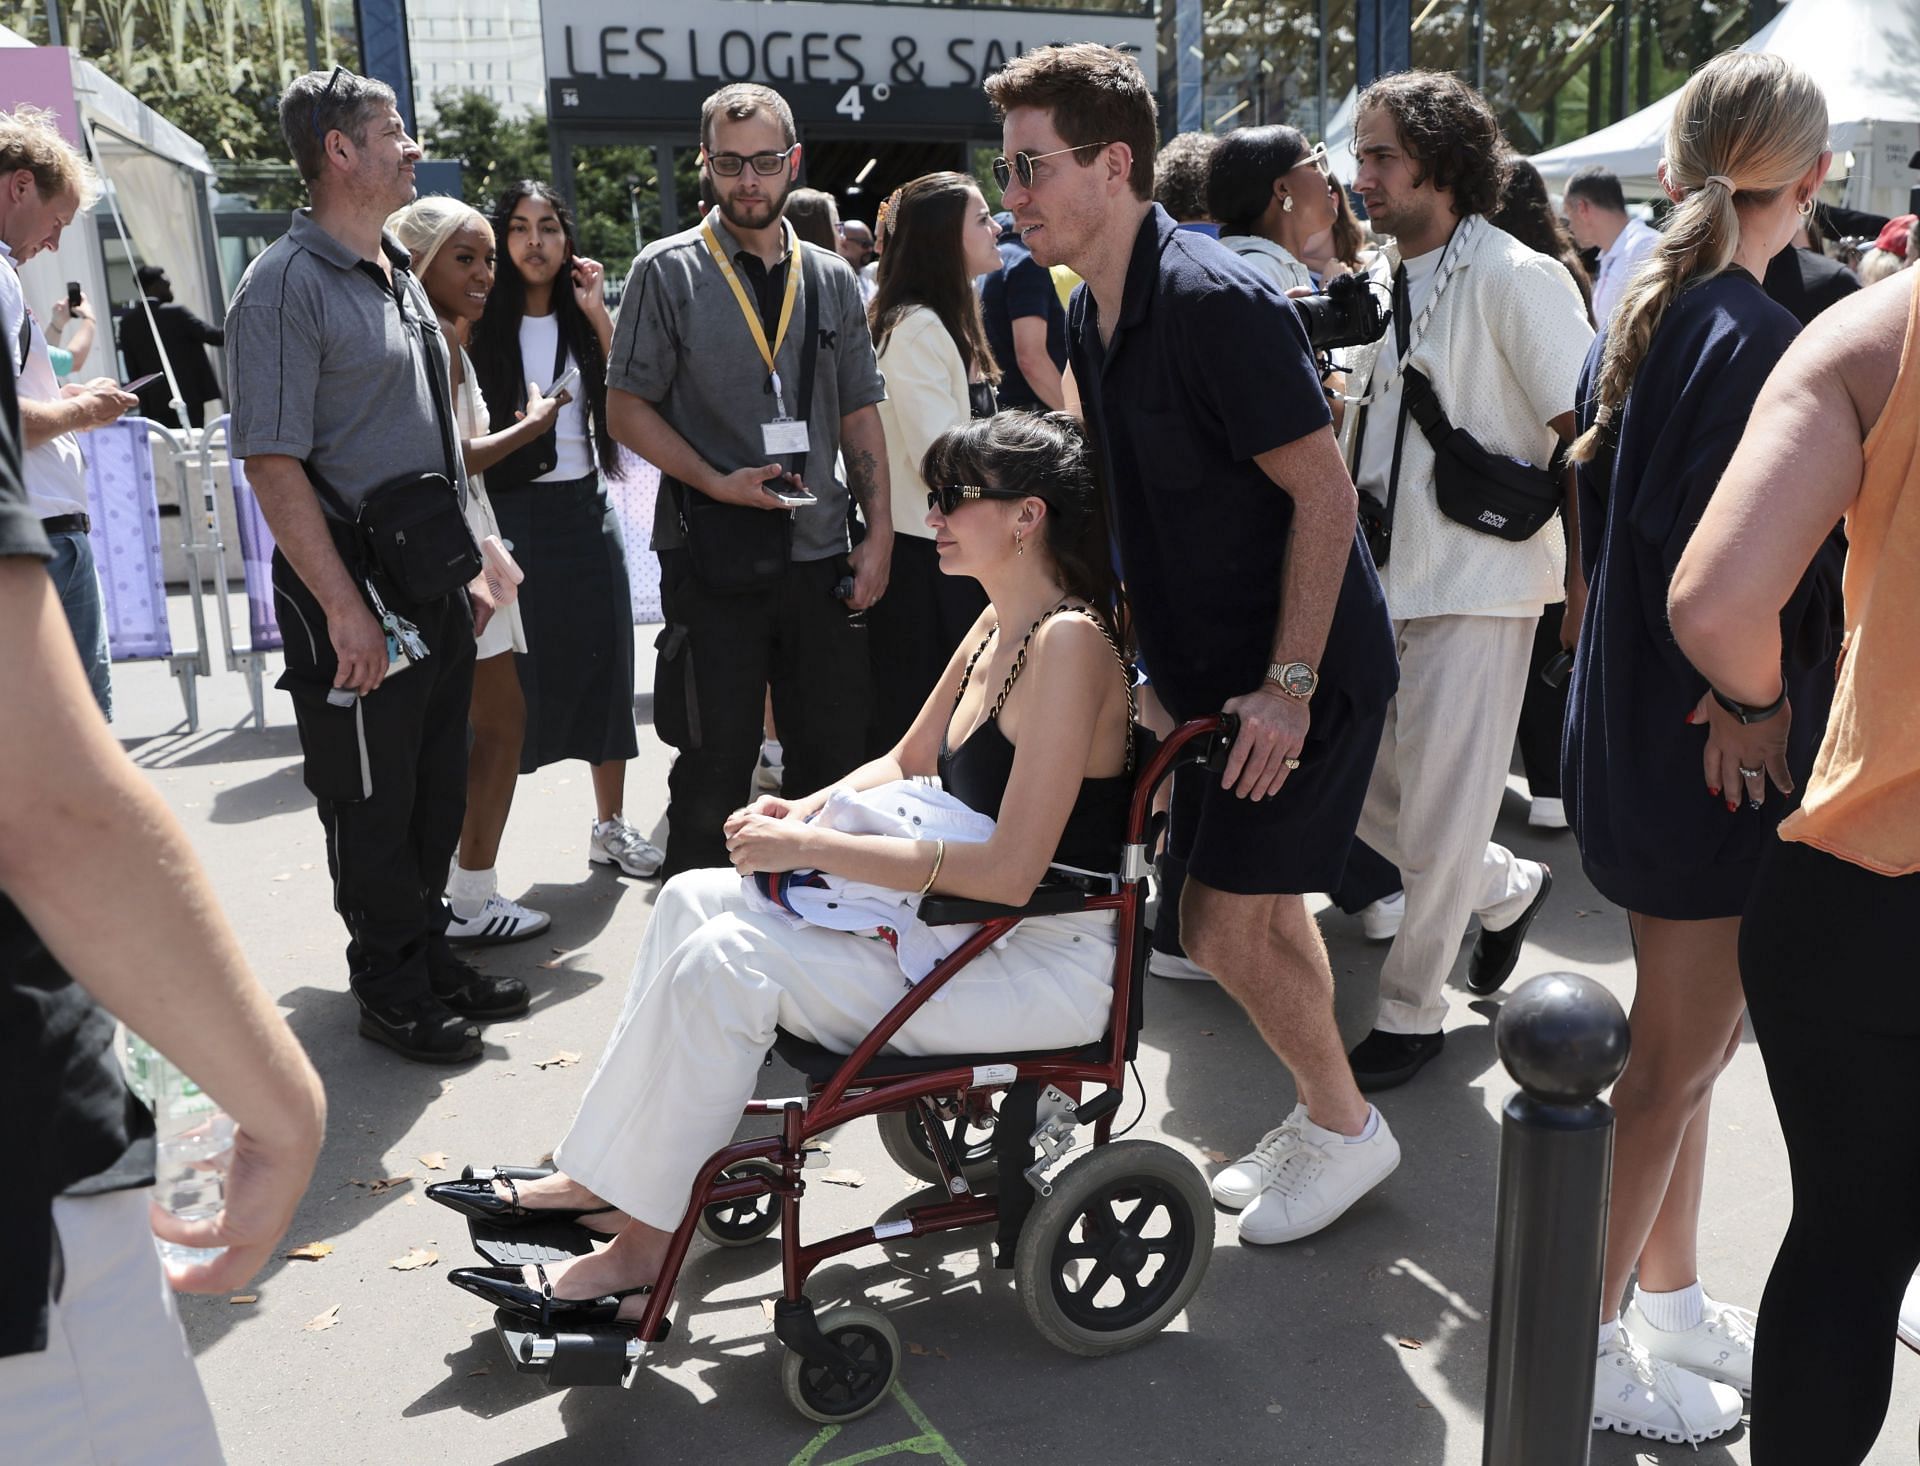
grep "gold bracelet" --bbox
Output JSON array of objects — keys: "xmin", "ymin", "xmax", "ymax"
[{"xmin": 917, "ymin": 839, "xmax": 946, "ymax": 897}]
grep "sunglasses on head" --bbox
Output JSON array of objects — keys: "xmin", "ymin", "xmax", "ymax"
[
  {"xmin": 991, "ymin": 142, "xmax": 1112, "ymax": 192},
  {"xmin": 706, "ymin": 145, "xmax": 798, "ymax": 178},
  {"xmin": 927, "ymin": 484, "xmax": 1026, "ymax": 515},
  {"xmin": 310, "ymin": 64, "xmax": 346, "ymax": 140}
]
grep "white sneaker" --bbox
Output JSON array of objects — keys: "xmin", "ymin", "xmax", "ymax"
[
  {"xmin": 1900, "ymin": 1266, "xmax": 1920, "ymax": 1353},
  {"xmin": 1210, "ymin": 1106, "xmax": 1308, "ymax": 1210},
  {"xmin": 589, "ymin": 816, "xmax": 665, "ymax": 878},
  {"xmin": 1624, "ymin": 1294, "xmax": 1757, "ymax": 1394},
  {"xmin": 1529, "ymin": 795, "xmax": 1569, "ymax": 830},
  {"xmin": 1359, "ymin": 890, "xmax": 1405, "ymax": 942},
  {"xmin": 1149, "ymin": 949, "xmax": 1214, "ymax": 982},
  {"xmin": 754, "ymin": 741, "xmax": 783, "ymax": 793},
  {"xmin": 446, "ymin": 891, "xmax": 551, "ymax": 944},
  {"xmin": 1237, "ymin": 1109, "xmax": 1399, "ymax": 1245},
  {"xmin": 1593, "ymin": 1328, "xmax": 1744, "ymax": 1444}
]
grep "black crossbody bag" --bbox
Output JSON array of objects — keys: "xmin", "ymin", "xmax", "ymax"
[
  {"xmin": 328, "ymin": 280, "xmax": 482, "ymax": 602},
  {"xmin": 1400, "ymin": 364, "xmax": 1567, "ymax": 544},
  {"xmin": 668, "ymin": 248, "xmax": 822, "ymax": 594}
]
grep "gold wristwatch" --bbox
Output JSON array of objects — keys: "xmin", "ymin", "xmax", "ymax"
[{"xmin": 1267, "ymin": 661, "xmax": 1319, "ymax": 701}]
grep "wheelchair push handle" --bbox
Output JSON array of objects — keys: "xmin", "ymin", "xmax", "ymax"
[{"xmin": 1204, "ymin": 714, "xmax": 1240, "ymax": 775}]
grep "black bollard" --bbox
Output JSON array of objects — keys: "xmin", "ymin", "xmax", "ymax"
[{"xmin": 1481, "ymin": 971, "xmax": 1631, "ymax": 1466}]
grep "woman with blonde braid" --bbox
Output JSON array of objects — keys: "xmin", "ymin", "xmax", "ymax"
[{"xmin": 1563, "ymin": 53, "xmax": 1844, "ymax": 1443}]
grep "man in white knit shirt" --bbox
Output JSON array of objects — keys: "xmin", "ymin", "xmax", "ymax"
[{"xmin": 1339, "ymin": 72, "xmax": 1593, "ymax": 1090}]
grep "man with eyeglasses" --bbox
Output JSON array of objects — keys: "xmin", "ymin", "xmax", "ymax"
[
  {"xmin": 607, "ymin": 82, "xmax": 891, "ymax": 877},
  {"xmin": 987, "ymin": 44, "xmax": 1404, "ymax": 1248},
  {"xmin": 224, "ymin": 68, "xmax": 528, "ymax": 1063}
]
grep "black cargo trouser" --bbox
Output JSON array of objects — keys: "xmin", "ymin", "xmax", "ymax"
[
  {"xmin": 653, "ymin": 549, "xmax": 870, "ymax": 878},
  {"xmin": 272, "ymin": 544, "xmax": 476, "ymax": 1009}
]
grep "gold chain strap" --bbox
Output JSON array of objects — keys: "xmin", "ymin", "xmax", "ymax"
[{"xmin": 988, "ymin": 601, "xmax": 1137, "ymax": 773}]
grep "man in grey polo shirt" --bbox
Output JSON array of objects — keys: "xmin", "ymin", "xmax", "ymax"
[
  {"xmin": 224, "ymin": 68, "xmax": 526, "ymax": 1064},
  {"xmin": 609, "ymin": 82, "xmax": 892, "ymax": 876}
]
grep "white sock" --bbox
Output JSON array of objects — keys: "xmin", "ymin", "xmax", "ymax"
[
  {"xmin": 1345, "ymin": 1105, "xmax": 1381, "ymax": 1144},
  {"xmin": 762, "ymin": 738, "xmax": 784, "ymax": 762},
  {"xmin": 1634, "ymin": 1280, "xmax": 1705, "ymax": 1334},
  {"xmin": 447, "ymin": 864, "xmax": 496, "ymax": 921},
  {"xmin": 1597, "ymin": 1316, "xmax": 1620, "ymax": 1350}
]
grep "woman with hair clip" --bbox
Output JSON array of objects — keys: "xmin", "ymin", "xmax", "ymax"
[
  {"xmin": 1208, "ymin": 124, "xmax": 1341, "ymax": 293},
  {"xmin": 470, "ymin": 180, "xmax": 662, "ymax": 889},
  {"xmin": 428, "ymin": 412, "xmax": 1138, "ymax": 1317},
  {"xmin": 1562, "ymin": 52, "xmax": 1843, "ymax": 1444},
  {"xmin": 862, "ymin": 171, "xmax": 1007, "ymax": 755},
  {"xmin": 388, "ymin": 196, "xmax": 566, "ymax": 943}
]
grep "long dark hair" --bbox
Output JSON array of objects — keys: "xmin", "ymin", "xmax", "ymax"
[
  {"xmin": 1490, "ymin": 155, "xmax": 1593, "ymax": 317},
  {"xmin": 869, "ymin": 172, "xmax": 1000, "ymax": 385},
  {"xmin": 472, "ymin": 179, "xmax": 618, "ymax": 472},
  {"xmin": 920, "ymin": 412, "xmax": 1125, "ymax": 645},
  {"xmin": 1207, "ymin": 124, "xmax": 1310, "ymax": 238}
]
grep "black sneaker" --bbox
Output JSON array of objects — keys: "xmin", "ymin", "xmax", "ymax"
[
  {"xmin": 358, "ymin": 994, "xmax": 484, "ymax": 1064},
  {"xmin": 1466, "ymin": 865, "xmax": 1553, "ymax": 996},
  {"xmin": 431, "ymin": 956, "xmax": 532, "ymax": 1020},
  {"xmin": 1348, "ymin": 1028, "xmax": 1445, "ymax": 1093}
]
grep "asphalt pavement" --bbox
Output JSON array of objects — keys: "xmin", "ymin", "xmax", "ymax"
[{"xmin": 111, "ymin": 593, "xmax": 1919, "ymax": 1466}]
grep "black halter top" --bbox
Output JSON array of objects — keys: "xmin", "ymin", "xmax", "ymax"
[{"xmin": 935, "ymin": 605, "xmax": 1134, "ymax": 875}]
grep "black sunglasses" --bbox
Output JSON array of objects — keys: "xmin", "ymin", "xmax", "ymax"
[
  {"xmin": 706, "ymin": 146, "xmax": 798, "ymax": 178},
  {"xmin": 991, "ymin": 142, "xmax": 1112, "ymax": 192},
  {"xmin": 310, "ymin": 65, "xmax": 346, "ymax": 140},
  {"xmin": 928, "ymin": 484, "xmax": 1026, "ymax": 515}
]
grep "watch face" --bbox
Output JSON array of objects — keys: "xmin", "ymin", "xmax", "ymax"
[{"xmin": 1282, "ymin": 663, "xmax": 1317, "ymax": 697}]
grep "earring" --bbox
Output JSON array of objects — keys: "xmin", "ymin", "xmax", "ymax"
[
  {"xmin": 1282, "ymin": 195, "xmax": 1295, "ymax": 214},
  {"xmin": 1014, "ymin": 527, "xmax": 1024, "ymax": 556},
  {"xmin": 1799, "ymin": 195, "xmax": 1815, "ymax": 219}
]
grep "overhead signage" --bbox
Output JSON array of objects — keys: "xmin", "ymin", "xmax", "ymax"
[{"xmin": 542, "ymin": 0, "xmax": 1158, "ymax": 129}]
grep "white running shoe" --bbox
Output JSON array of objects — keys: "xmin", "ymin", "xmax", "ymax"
[
  {"xmin": 1529, "ymin": 795, "xmax": 1569, "ymax": 830},
  {"xmin": 1624, "ymin": 1294, "xmax": 1757, "ymax": 1395},
  {"xmin": 446, "ymin": 891, "xmax": 551, "ymax": 945},
  {"xmin": 1359, "ymin": 891, "xmax": 1405, "ymax": 942},
  {"xmin": 1237, "ymin": 1109, "xmax": 1400, "ymax": 1245},
  {"xmin": 1148, "ymin": 949, "xmax": 1214, "ymax": 982},
  {"xmin": 589, "ymin": 816, "xmax": 665, "ymax": 878},
  {"xmin": 754, "ymin": 742, "xmax": 784, "ymax": 793},
  {"xmin": 1592, "ymin": 1329, "xmax": 1744, "ymax": 1444},
  {"xmin": 1210, "ymin": 1106, "xmax": 1308, "ymax": 1211}
]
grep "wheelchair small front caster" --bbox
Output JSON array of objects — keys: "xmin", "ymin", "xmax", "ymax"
[
  {"xmin": 780, "ymin": 1303, "xmax": 900, "ymax": 1423},
  {"xmin": 696, "ymin": 1159, "xmax": 782, "ymax": 1247}
]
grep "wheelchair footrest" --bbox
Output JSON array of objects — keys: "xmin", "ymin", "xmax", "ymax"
[
  {"xmin": 467, "ymin": 1217, "xmax": 600, "ymax": 1269},
  {"xmin": 492, "ymin": 1310, "xmax": 673, "ymax": 1389}
]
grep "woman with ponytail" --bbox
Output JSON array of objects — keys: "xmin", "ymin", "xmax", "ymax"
[{"xmin": 1562, "ymin": 51, "xmax": 1844, "ymax": 1444}]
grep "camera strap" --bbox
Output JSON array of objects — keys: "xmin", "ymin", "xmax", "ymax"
[{"xmin": 1378, "ymin": 265, "xmax": 1415, "ymax": 542}]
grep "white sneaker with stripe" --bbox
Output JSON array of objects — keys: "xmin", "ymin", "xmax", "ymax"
[{"xmin": 446, "ymin": 891, "xmax": 551, "ymax": 945}]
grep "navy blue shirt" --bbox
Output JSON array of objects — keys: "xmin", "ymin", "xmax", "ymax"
[
  {"xmin": 981, "ymin": 236, "xmax": 1067, "ymax": 411},
  {"xmin": 1067, "ymin": 205, "xmax": 1397, "ymax": 723},
  {"xmin": 1565, "ymin": 269, "xmax": 1844, "ymax": 918}
]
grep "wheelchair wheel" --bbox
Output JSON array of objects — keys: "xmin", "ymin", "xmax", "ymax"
[
  {"xmin": 696, "ymin": 1159, "xmax": 782, "ymax": 1247},
  {"xmin": 1015, "ymin": 1140, "xmax": 1213, "ymax": 1357},
  {"xmin": 780, "ymin": 1304, "xmax": 900, "ymax": 1424},
  {"xmin": 876, "ymin": 1103, "xmax": 997, "ymax": 1189}
]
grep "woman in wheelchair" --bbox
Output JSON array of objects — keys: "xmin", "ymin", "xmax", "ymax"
[{"xmin": 433, "ymin": 411, "xmax": 1138, "ymax": 1325}]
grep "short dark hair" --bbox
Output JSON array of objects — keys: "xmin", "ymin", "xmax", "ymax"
[
  {"xmin": 1357, "ymin": 70, "xmax": 1508, "ymax": 221},
  {"xmin": 1153, "ymin": 132, "xmax": 1217, "ymax": 224},
  {"xmin": 783, "ymin": 187, "xmax": 840, "ymax": 251},
  {"xmin": 135, "ymin": 263, "xmax": 168, "ymax": 290},
  {"xmin": 279, "ymin": 68, "xmax": 399, "ymax": 183},
  {"xmin": 1564, "ymin": 165, "xmax": 1628, "ymax": 214},
  {"xmin": 699, "ymin": 83, "xmax": 796, "ymax": 155},
  {"xmin": 983, "ymin": 43, "xmax": 1157, "ymax": 201},
  {"xmin": 1207, "ymin": 124, "xmax": 1311, "ymax": 236}
]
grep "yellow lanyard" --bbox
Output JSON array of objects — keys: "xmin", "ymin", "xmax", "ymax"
[{"xmin": 701, "ymin": 214, "xmax": 801, "ymax": 404}]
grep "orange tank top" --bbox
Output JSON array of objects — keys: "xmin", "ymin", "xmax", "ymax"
[{"xmin": 1777, "ymin": 277, "xmax": 1920, "ymax": 874}]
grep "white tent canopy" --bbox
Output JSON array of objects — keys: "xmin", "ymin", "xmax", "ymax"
[{"xmin": 1532, "ymin": 0, "xmax": 1920, "ymax": 216}]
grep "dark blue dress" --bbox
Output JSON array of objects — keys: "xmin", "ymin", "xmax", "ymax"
[{"xmin": 1563, "ymin": 269, "xmax": 1843, "ymax": 919}]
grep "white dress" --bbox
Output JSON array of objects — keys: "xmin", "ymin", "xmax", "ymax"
[{"xmin": 454, "ymin": 347, "xmax": 528, "ymax": 659}]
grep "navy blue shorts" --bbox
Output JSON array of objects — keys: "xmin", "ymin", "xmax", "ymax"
[{"xmin": 1169, "ymin": 696, "xmax": 1385, "ymax": 897}]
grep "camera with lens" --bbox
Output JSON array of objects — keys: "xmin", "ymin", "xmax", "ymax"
[{"xmin": 1293, "ymin": 271, "xmax": 1391, "ymax": 353}]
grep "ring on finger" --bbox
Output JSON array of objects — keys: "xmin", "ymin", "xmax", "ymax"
[
  {"xmin": 1284, "ymin": 756, "xmax": 1301, "ymax": 770},
  {"xmin": 1737, "ymin": 765, "xmax": 1763, "ymax": 780}
]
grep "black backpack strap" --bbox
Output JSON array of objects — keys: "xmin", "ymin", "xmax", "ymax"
[{"xmin": 791, "ymin": 246, "xmax": 823, "ymax": 484}]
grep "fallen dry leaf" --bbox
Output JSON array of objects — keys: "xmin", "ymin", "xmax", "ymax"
[
  {"xmin": 403, "ymin": 1195, "xmax": 418, "ymax": 1207},
  {"xmin": 302, "ymin": 1305, "xmax": 340, "ymax": 1333},
  {"xmin": 818, "ymin": 1168, "xmax": 865, "ymax": 1188},
  {"xmin": 1397, "ymin": 1337, "xmax": 1424, "ymax": 1351},
  {"xmin": 1201, "ymin": 1148, "xmax": 1231, "ymax": 1164},
  {"xmin": 532, "ymin": 1051, "xmax": 581, "ymax": 1070},
  {"xmin": 908, "ymin": 1342, "xmax": 929, "ymax": 1356},
  {"xmin": 284, "ymin": 1241, "xmax": 334, "ymax": 1262},
  {"xmin": 228, "ymin": 1295, "xmax": 258, "ymax": 1305},
  {"xmin": 389, "ymin": 1248, "xmax": 439, "ymax": 1272},
  {"xmin": 348, "ymin": 1174, "xmax": 413, "ymax": 1196},
  {"xmin": 418, "ymin": 1152, "xmax": 449, "ymax": 1171},
  {"xmin": 539, "ymin": 949, "xmax": 590, "ymax": 971}
]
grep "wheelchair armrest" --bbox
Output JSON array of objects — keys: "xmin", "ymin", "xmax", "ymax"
[{"xmin": 919, "ymin": 883, "xmax": 1093, "ymax": 927}]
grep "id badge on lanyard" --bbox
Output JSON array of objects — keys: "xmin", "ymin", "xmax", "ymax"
[{"xmin": 702, "ymin": 217, "xmax": 811, "ymax": 460}]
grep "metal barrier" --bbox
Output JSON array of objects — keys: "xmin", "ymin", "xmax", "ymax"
[{"xmin": 1481, "ymin": 971, "xmax": 1631, "ymax": 1466}]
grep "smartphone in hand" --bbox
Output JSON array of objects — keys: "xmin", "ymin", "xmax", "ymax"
[
  {"xmin": 121, "ymin": 372, "xmax": 162, "ymax": 393},
  {"xmin": 547, "ymin": 365, "xmax": 580, "ymax": 398}
]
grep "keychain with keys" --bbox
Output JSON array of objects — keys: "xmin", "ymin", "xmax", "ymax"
[{"xmin": 363, "ymin": 578, "xmax": 430, "ymax": 666}]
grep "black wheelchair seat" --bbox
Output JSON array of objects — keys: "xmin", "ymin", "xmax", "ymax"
[{"xmin": 770, "ymin": 1029, "xmax": 1108, "ymax": 1084}]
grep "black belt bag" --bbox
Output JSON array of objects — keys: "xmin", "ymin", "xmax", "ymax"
[
  {"xmin": 1402, "ymin": 366, "xmax": 1564, "ymax": 543},
  {"xmin": 354, "ymin": 472, "xmax": 481, "ymax": 601}
]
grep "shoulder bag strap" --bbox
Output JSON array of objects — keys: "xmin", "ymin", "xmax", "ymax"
[
  {"xmin": 1379, "ymin": 265, "xmax": 1415, "ymax": 539},
  {"xmin": 792, "ymin": 247, "xmax": 823, "ymax": 483}
]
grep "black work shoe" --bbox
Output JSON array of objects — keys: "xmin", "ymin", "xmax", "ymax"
[
  {"xmin": 431, "ymin": 956, "xmax": 532, "ymax": 1021},
  {"xmin": 358, "ymin": 994, "xmax": 484, "ymax": 1065},
  {"xmin": 1348, "ymin": 1028, "xmax": 1446, "ymax": 1093},
  {"xmin": 1466, "ymin": 865, "xmax": 1554, "ymax": 996}
]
